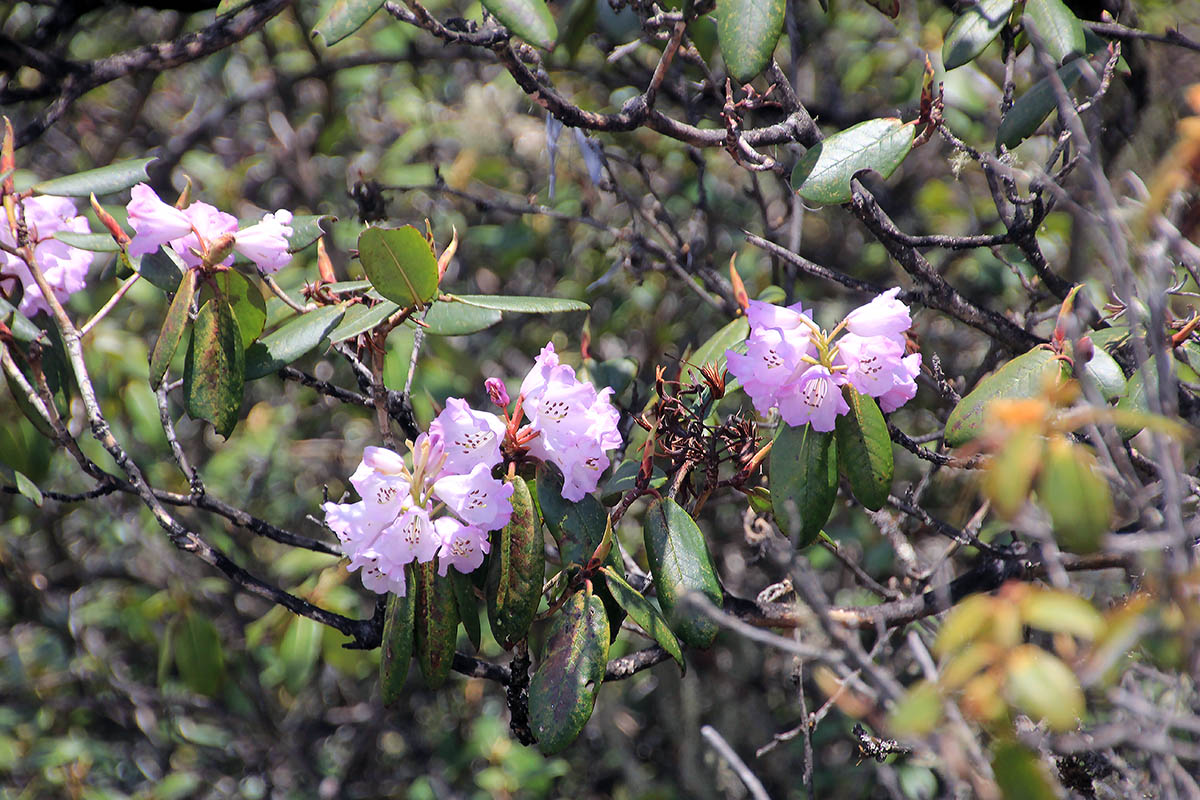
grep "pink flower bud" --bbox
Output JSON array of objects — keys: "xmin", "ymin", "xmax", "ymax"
[{"xmin": 485, "ymin": 377, "xmax": 510, "ymax": 408}]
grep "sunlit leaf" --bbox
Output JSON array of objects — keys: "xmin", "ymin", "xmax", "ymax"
[
  {"xmin": 480, "ymin": 0, "xmax": 558, "ymax": 50},
  {"xmin": 150, "ymin": 269, "xmax": 196, "ymax": 388},
  {"xmin": 313, "ymin": 0, "xmax": 385, "ymax": 46},
  {"xmin": 944, "ymin": 346, "xmax": 1068, "ymax": 446},
  {"xmin": 942, "ymin": 0, "xmax": 1014, "ymax": 70},
  {"xmin": 887, "ymin": 680, "xmax": 942, "ymax": 735},
  {"xmin": 792, "ymin": 118, "xmax": 916, "ymax": 205},
  {"xmin": 31, "ymin": 157, "xmax": 155, "ymax": 197},
  {"xmin": 1023, "ymin": 0, "xmax": 1086, "ymax": 65},
  {"xmin": 601, "ymin": 566, "xmax": 685, "ymax": 673},
  {"xmin": 202, "ymin": 269, "xmax": 267, "ymax": 350},
  {"xmin": 329, "ymin": 301, "xmax": 400, "ymax": 344},
  {"xmin": 420, "ymin": 300, "xmax": 502, "ymax": 336},
  {"xmin": 183, "ymin": 298, "xmax": 244, "ymax": 438},
  {"xmin": 244, "ymin": 304, "xmax": 346, "ymax": 380},
  {"xmin": 1019, "ymin": 589, "xmax": 1104, "ymax": 639},
  {"xmin": 834, "ymin": 387, "xmax": 893, "ymax": 511},
  {"xmin": 1004, "ymin": 644, "xmax": 1084, "ymax": 731},
  {"xmin": 681, "ymin": 316, "xmax": 748, "ymax": 388},
  {"xmin": 715, "ymin": 0, "xmax": 786, "ymax": 84},
  {"xmin": 358, "ymin": 226, "xmax": 439, "ymax": 307},
  {"xmin": 486, "ymin": 475, "xmax": 544, "ymax": 649},
  {"xmin": 1037, "ymin": 437, "xmax": 1111, "ymax": 553},
  {"xmin": 451, "ymin": 294, "xmax": 588, "ymax": 313}
]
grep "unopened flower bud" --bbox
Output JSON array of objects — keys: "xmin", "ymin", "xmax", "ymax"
[
  {"xmin": 203, "ymin": 232, "xmax": 236, "ymax": 268},
  {"xmin": 90, "ymin": 193, "xmax": 130, "ymax": 247},
  {"xmin": 485, "ymin": 377, "xmax": 510, "ymax": 408}
]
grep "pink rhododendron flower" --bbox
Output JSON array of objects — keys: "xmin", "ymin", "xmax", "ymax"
[
  {"xmin": 725, "ymin": 289, "xmax": 919, "ymax": 431},
  {"xmin": 172, "ymin": 201, "xmax": 239, "ymax": 268},
  {"xmin": 0, "ymin": 195, "xmax": 94, "ymax": 317},
  {"xmin": 233, "ymin": 209, "xmax": 293, "ymax": 273},
  {"xmin": 435, "ymin": 517, "xmax": 490, "ymax": 576},
  {"xmin": 324, "ymin": 405, "xmax": 515, "ymax": 595},
  {"xmin": 430, "ymin": 399, "xmax": 505, "ymax": 475},
  {"xmin": 518, "ymin": 342, "xmax": 622, "ymax": 501},
  {"xmin": 485, "ymin": 377, "xmax": 509, "ymax": 408},
  {"xmin": 127, "ymin": 183, "xmax": 193, "ymax": 258}
]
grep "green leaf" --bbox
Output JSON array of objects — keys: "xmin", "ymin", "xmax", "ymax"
[
  {"xmin": 279, "ymin": 616, "xmax": 323, "ymax": 694},
  {"xmin": 173, "ymin": 612, "xmax": 225, "ymax": 696},
  {"xmin": 1004, "ymin": 644, "xmax": 1084, "ymax": 731},
  {"xmin": 480, "ymin": 0, "xmax": 558, "ymax": 50},
  {"xmin": 981, "ymin": 425, "xmax": 1044, "ymax": 518},
  {"xmin": 52, "ymin": 231, "xmax": 119, "ymax": 252},
  {"xmin": 714, "ymin": 0, "xmax": 786, "ymax": 84},
  {"xmin": 380, "ymin": 580, "xmax": 416, "ymax": 704},
  {"xmin": 1036, "ymin": 437, "xmax": 1111, "ymax": 553},
  {"xmin": 996, "ymin": 58, "xmax": 1085, "ymax": 149},
  {"xmin": 791, "ymin": 118, "xmax": 916, "ymax": 206},
  {"xmin": 834, "ymin": 387, "xmax": 893, "ymax": 511},
  {"xmin": 681, "ymin": 316, "xmax": 749, "ymax": 387},
  {"xmin": 601, "ymin": 459, "xmax": 667, "ymax": 504},
  {"xmin": 244, "ymin": 304, "xmax": 346, "ymax": 380},
  {"xmin": 285, "ymin": 214, "xmax": 333, "ymax": 254},
  {"xmin": 529, "ymin": 589, "xmax": 609, "ymax": 754},
  {"xmin": 588, "ymin": 357, "xmax": 638, "ymax": 397},
  {"xmin": 643, "ymin": 498, "xmax": 723, "ymax": 648},
  {"xmin": 137, "ymin": 247, "xmax": 186, "ymax": 293},
  {"xmin": 1114, "ymin": 356, "xmax": 1154, "ymax": 439},
  {"xmin": 202, "ymin": 270, "xmax": 267, "ymax": 350},
  {"xmin": 358, "ymin": 226, "xmax": 440, "ymax": 307},
  {"xmin": 313, "ymin": 0, "xmax": 385, "ymax": 46},
  {"xmin": 149, "ymin": 269, "xmax": 197, "ymax": 388},
  {"xmin": 31, "ymin": 157, "xmax": 155, "ymax": 197},
  {"xmin": 536, "ymin": 464, "xmax": 627, "ymax": 640},
  {"xmin": 328, "ymin": 300, "xmax": 400, "ymax": 344},
  {"xmin": 2, "ymin": 467, "xmax": 43, "ymax": 506},
  {"xmin": 451, "ymin": 294, "xmax": 589, "ymax": 313},
  {"xmin": 486, "ymin": 475, "xmax": 545, "ymax": 649},
  {"xmin": 770, "ymin": 423, "xmax": 837, "ymax": 547},
  {"xmin": 1079, "ymin": 346, "xmax": 1126, "ymax": 402},
  {"xmin": 942, "ymin": 0, "xmax": 1014, "ymax": 70},
  {"xmin": 421, "ymin": 299, "xmax": 503, "ymax": 336},
  {"xmin": 934, "ymin": 593, "xmax": 994, "ymax": 656},
  {"xmin": 992, "ymin": 740, "xmax": 1057, "ymax": 800},
  {"xmin": 0, "ymin": 296, "xmax": 39, "ymax": 342},
  {"xmin": 414, "ymin": 561, "xmax": 460, "ymax": 689},
  {"xmin": 324, "ymin": 279, "xmax": 373, "ymax": 294},
  {"xmin": 450, "ymin": 570, "xmax": 482, "ymax": 652},
  {"xmin": 183, "ymin": 298, "xmax": 244, "ymax": 438},
  {"xmin": 943, "ymin": 346, "xmax": 1068, "ymax": 447},
  {"xmin": 215, "ymin": 0, "xmax": 252, "ymax": 14},
  {"xmin": 1023, "ymin": 0, "xmax": 1085, "ymax": 65},
  {"xmin": 600, "ymin": 566, "xmax": 685, "ymax": 673}
]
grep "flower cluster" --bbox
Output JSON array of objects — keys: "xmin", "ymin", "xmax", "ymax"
[
  {"xmin": 126, "ymin": 183, "xmax": 294, "ymax": 273},
  {"xmin": 512, "ymin": 343, "xmax": 623, "ymax": 501},
  {"xmin": 323, "ymin": 409, "xmax": 514, "ymax": 596},
  {"xmin": 726, "ymin": 289, "xmax": 920, "ymax": 432},
  {"xmin": 0, "ymin": 196, "xmax": 94, "ymax": 317}
]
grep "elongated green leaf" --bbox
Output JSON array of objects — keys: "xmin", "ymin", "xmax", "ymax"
[
  {"xmin": 137, "ymin": 247, "xmax": 186, "ymax": 293},
  {"xmin": 600, "ymin": 566, "xmax": 685, "ymax": 673},
  {"xmin": 944, "ymin": 346, "xmax": 1068, "ymax": 446},
  {"xmin": 643, "ymin": 498, "xmax": 723, "ymax": 648},
  {"xmin": 31, "ymin": 158, "xmax": 155, "ymax": 197},
  {"xmin": 313, "ymin": 0, "xmax": 385, "ymax": 45},
  {"xmin": 324, "ymin": 279, "xmax": 373, "ymax": 294},
  {"xmin": 770, "ymin": 423, "xmax": 837, "ymax": 547},
  {"xmin": 792, "ymin": 118, "xmax": 916, "ymax": 206},
  {"xmin": 834, "ymin": 387, "xmax": 893, "ymax": 511},
  {"xmin": 486, "ymin": 475, "xmax": 545, "ymax": 649},
  {"xmin": 173, "ymin": 612, "xmax": 225, "ymax": 696},
  {"xmin": 996, "ymin": 58, "xmax": 1085, "ymax": 149},
  {"xmin": 52, "ymin": 231, "xmax": 119, "ymax": 252},
  {"xmin": 1023, "ymin": 0, "xmax": 1085, "ymax": 65},
  {"xmin": 715, "ymin": 0, "xmax": 786, "ymax": 83},
  {"xmin": 183, "ymin": 298, "xmax": 244, "ymax": 438},
  {"xmin": 286, "ymin": 215, "xmax": 333, "ymax": 254},
  {"xmin": 203, "ymin": 270, "xmax": 266, "ymax": 349},
  {"xmin": 150, "ymin": 269, "xmax": 197, "ymax": 388},
  {"xmin": 244, "ymin": 304, "xmax": 346, "ymax": 380},
  {"xmin": 537, "ymin": 464, "xmax": 627, "ymax": 639},
  {"xmin": 481, "ymin": 0, "xmax": 558, "ymax": 50},
  {"xmin": 1004, "ymin": 644, "xmax": 1084, "ymax": 732},
  {"xmin": 451, "ymin": 294, "xmax": 589, "ymax": 313},
  {"xmin": 420, "ymin": 300, "xmax": 502, "ymax": 336},
  {"xmin": 0, "ymin": 296, "xmax": 39, "ymax": 342},
  {"xmin": 450, "ymin": 570, "xmax": 482, "ymax": 652},
  {"xmin": 1037, "ymin": 437, "xmax": 1110, "ymax": 553},
  {"xmin": 529, "ymin": 589, "xmax": 609, "ymax": 753},
  {"xmin": 942, "ymin": 0, "xmax": 1014, "ymax": 70},
  {"xmin": 358, "ymin": 226, "xmax": 439, "ymax": 307},
  {"xmin": 380, "ymin": 580, "xmax": 416, "ymax": 704},
  {"xmin": 3, "ymin": 467, "xmax": 43, "ymax": 506},
  {"xmin": 682, "ymin": 316, "xmax": 749, "ymax": 387},
  {"xmin": 1019, "ymin": 589, "xmax": 1104, "ymax": 639},
  {"xmin": 329, "ymin": 300, "xmax": 400, "ymax": 344},
  {"xmin": 414, "ymin": 561, "xmax": 459, "ymax": 689}
]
